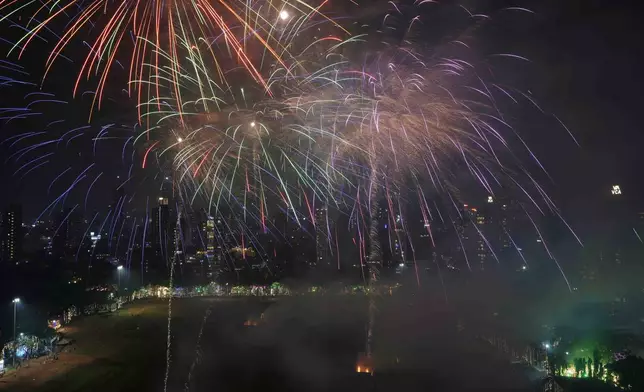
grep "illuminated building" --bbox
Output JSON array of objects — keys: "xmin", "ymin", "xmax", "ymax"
[
  {"xmin": 151, "ymin": 197, "xmax": 170, "ymax": 264},
  {"xmin": 52, "ymin": 207, "xmax": 84, "ymax": 259},
  {"xmin": 475, "ymin": 212, "xmax": 488, "ymax": 270},
  {"xmin": 205, "ymin": 215, "xmax": 215, "ymax": 259},
  {"xmin": 1, "ymin": 204, "xmax": 22, "ymax": 263},
  {"xmin": 315, "ymin": 205, "xmax": 331, "ymax": 267}
]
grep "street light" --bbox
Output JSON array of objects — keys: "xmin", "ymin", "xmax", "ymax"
[
  {"xmin": 117, "ymin": 265, "xmax": 124, "ymax": 289},
  {"xmin": 279, "ymin": 10, "xmax": 289, "ymax": 21},
  {"xmin": 12, "ymin": 298, "xmax": 20, "ymax": 367}
]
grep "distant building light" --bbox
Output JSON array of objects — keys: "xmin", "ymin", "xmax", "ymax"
[
  {"xmin": 611, "ymin": 185, "xmax": 622, "ymax": 195},
  {"xmin": 487, "ymin": 196, "xmax": 494, "ymax": 203}
]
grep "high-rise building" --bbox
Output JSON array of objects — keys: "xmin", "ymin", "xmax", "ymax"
[
  {"xmin": 1, "ymin": 204, "xmax": 22, "ymax": 263},
  {"xmin": 475, "ymin": 210, "xmax": 489, "ymax": 270},
  {"xmin": 315, "ymin": 205, "xmax": 331, "ymax": 267},
  {"xmin": 151, "ymin": 197, "xmax": 171, "ymax": 266},
  {"xmin": 205, "ymin": 215, "xmax": 215, "ymax": 258},
  {"xmin": 52, "ymin": 207, "xmax": 84, "ymax": 259}
]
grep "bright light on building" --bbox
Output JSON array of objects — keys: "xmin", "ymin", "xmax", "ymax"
[
  {"xmin": 611, "ymin": 185, "xmax": 622, "ymax": 195},
  {"xmin": 250, "ymin": 121, "xmax": 256, "ymax": 127},
  {"xmin": 279, "ymin": 10, "xmax": 289, "ymax": 20},
  {"xmin": 487, "ymin": 196, "xmax": 494, "ymax": 203},
  {"xmin": 177, "ymin": 137, "xmax": 183, "ymax": 143}
]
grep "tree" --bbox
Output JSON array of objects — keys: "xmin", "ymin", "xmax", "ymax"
[
  {"xmin": 592, "ymin": 348, "xmax": 602, "ymax": 379},
  {"xmin": 574, "ymin": 357, "xmax": 584, "ymax": 377}
]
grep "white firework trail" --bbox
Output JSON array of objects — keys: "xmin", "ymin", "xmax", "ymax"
[
  {"xmin": 184, "ymin": 307, "xmax": 213, "ymax": 392},
  {"xmin": 164, "ymin": 209, "xmax": 181, "ymax": 392}
]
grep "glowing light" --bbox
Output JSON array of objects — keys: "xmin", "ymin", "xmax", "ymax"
[
  {"xmin": 279, "ymin": 10, "xmax": 290, "ymax": 21},
  {"xmin": 16, "ymin": 346, "xmax": 27, "ymax": 358},
  {"xmin": 177, "ymin": 137, "xmax": 183, "ymax": 143},
  {"xmin": 12, "ymin": 298, "xmax": 20, "ymax": 303},
  {"xmin": 117, "ymin": 265, "xmax": 124, "ymax": 270},
  {"xmin": 611, "ymin": 185, "xmax": 621, "ymax": 195},
  {"xmin": 250, "ymin": 121, "xmax": 256, "ymax": 127},
  {"xmin": 487, "ymin": 196, "xmax": 494, "ymax": 203}
]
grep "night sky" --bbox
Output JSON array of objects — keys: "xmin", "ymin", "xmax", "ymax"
[{"xmin": 0, "ymin": 0, "xmax": 642, "ymax": 230}]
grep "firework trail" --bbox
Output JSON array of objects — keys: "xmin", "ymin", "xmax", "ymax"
[
  {"xmin": 164, "ymin": 207, "xmax": 182, "ymax": 392},
  {"xmin": 184, "ymin": 306, "xmax": 212, "ymax": 392},
  {"xmin": 0, "ymin": 60, "xmax": 187, "ymax": 287},
  {"xmin": 0, "ymin": 0, "xmax": 346, "ymax": 120}
]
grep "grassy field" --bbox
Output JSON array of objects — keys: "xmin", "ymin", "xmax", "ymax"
[
  {"xmin": 1, "ymin": 299, "xmax": 169, "ymax": 392},
  {"xmin": 1, "ymin": 294, "xmax": 534, "ymax": 392}
]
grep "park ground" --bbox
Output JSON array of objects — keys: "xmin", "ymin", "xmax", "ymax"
[
  {"xmin": 1, "ymin": 298, "xmax": 174, "ymax": 392},
  {"xmin": 0, "ymin": 294, "xmax": 533, "ymax": 392}
]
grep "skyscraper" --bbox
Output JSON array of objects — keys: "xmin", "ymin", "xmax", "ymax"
[
  {"xmin": 52, "ymin": 207, "xmax": 84, "ymax": 259},
  {"xmin": 1, "ymin": 204, "xmax": 22, "ymax": 263},
  {"xmin": 152, "ymin": 197, "xmax": 171, "ymax": 266},
  {"xmin": 315, "ymin": 205, "xmax": 331, "ymax": 267}
]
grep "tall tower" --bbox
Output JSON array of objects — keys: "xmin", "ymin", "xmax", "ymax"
[
  {"xmin": 152, "ymin": 197, "xmax": 170, "ymax": 266},
  {"xmin": 1, "ymin": 204, "xmax": 22, "ymax": 263},
  {"xmin": 475, "ymin": 210, "xmax": 489, "ymax": 270},
  {"xmin": 205, "ymin": 215, "xmax": 215, "ymax": 259},
  {"xmin": 315, "ymin": 205, "xmax": 330, "ymax": 267}
]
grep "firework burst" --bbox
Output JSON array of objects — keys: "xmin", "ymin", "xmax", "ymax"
[{"xmin": 0, "ymin": 0, "xmax": 346, "ymax": 120}]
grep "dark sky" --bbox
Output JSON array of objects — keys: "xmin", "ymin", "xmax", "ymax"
[
  {"xmin": 509, "ymin": 0, "xmax": 644, "ymax": 214},
  {"xmin": 0, "ymin": 0, "xmax": 643, "ymax": 227}
]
